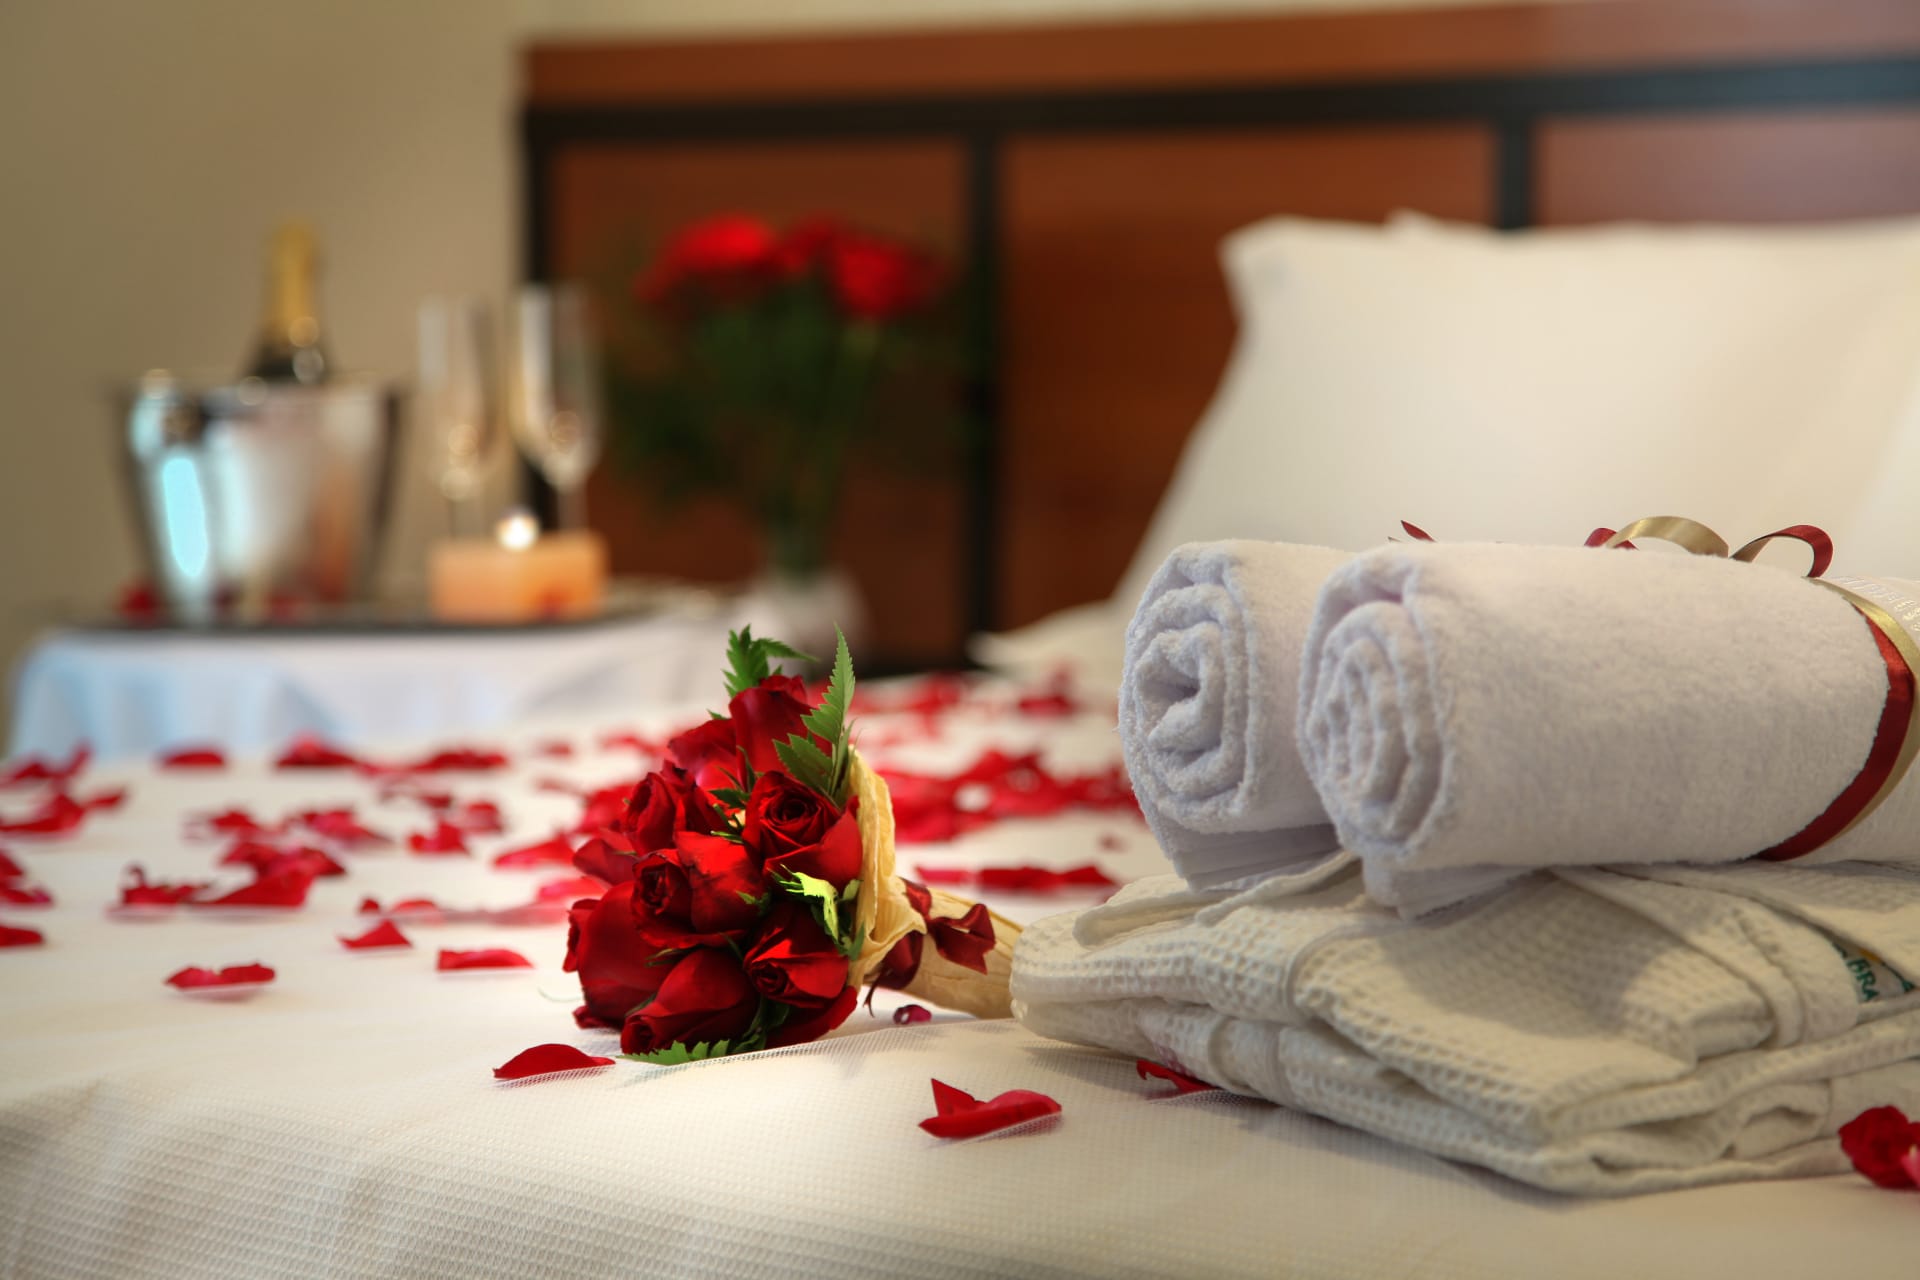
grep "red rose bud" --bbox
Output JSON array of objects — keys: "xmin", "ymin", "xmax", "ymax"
[
  {"xmin": 636, "ymin": 849, "xmax": 692, "ymax": 923},
  {"xmin": 728, "ymin": 674, "xmax": 822, "ymax": 777},
  {"xmin": 772, "ymin": 216, "xmax": 843, "ymax": 279},
  {"xmin": 743, "ymin": 902, "xmax": 851, "ymax": 1010},
  {"xmin": 572, "ymin": 830, "xmax": 640, "ymax": 885},
  {"xmin": 763, "ymin": 808, "xmax": 862, "ymax": 889},
  {"xmin": 828, "ymin": 231, "xmax": 941, "ymax": 322},
  {"xmin": 620, "ymin": 947, "xmax": 761, "ymax": 1056},
  {"xmin": 638, "ymin": 213, "xmax": 780, "ymax": 306},
  {"xmin": 767, "ymin": 985, "xmax": 859, "ymax": 1048},
  {"xmin": 565, "ymin": 883, "xmax": 675, "ymax": 1029},
  {"xmin": 674, "ymin": 831, "xmax": 769, "ymax": 933},
  {"xmin": 621, "ymin": 766, "xmax": 721, "ymax": 852},
  {"xmin": 667, "ymin": 717, "xmax": 741, "ymax": 791},
  {"xmin": 1840, "ymin": 1105, "xmax": 1920, "ymax": 1189}
]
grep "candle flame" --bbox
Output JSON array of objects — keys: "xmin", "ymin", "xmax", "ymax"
[{"xmin": 495, "ymin": 511, "xmax": 539, "ymax": 551}]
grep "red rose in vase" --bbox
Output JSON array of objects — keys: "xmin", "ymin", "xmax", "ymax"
[
  {"xmin": 640, "ymin": 213, "xmax": 780, "ymax": 305},
  {"xmin": 827, "ymin": 229, "xmax": 942, "ymax": 322}
]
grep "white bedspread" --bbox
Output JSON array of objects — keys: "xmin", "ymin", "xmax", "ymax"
[{"xmin": 2, "ymin": 690, "xmax": 1916, "ymax": 1279}]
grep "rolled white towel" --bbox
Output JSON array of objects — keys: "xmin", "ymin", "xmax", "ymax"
[
  {"xmin": 1296, "ymin": 541, "xmax": 1920, "ymax": 912},
  {"xmin": 1120, "ymin": 541, "xmax": 1350, "ymax": 888}
]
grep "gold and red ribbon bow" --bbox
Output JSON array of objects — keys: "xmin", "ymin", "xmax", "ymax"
[{"xmin": 1401, "ymin": 516, "xmax": 1920, "ymax": 861}]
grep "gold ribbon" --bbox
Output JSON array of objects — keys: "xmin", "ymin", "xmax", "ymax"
[{"xmin": 1600, "ymin": 515, "xmax": 1920, "ymax": 847}]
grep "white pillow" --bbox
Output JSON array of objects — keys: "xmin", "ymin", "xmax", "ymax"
[{"xmin": 1113, "ymin": 212, "xmax": 1920, "ymax": 607}]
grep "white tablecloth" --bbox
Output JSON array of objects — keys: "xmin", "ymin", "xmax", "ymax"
[
  {"xmin": 2, "ymin": 686, "xmax": 1916, "ymax": 1278},
  {"xmin": 6, "ymin": 573, "xmax": 859, "ymax": 762}
]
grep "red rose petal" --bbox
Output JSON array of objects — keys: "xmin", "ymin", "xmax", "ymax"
[
  {"xmin": 190, "ymin": 866, "xmax": 315, "ymax": 909},
  {"xmin": 534, "ymin": 875, "xmax": 605, "ymax": 903},
  {"xmin": 1840, "ymin": 1105, "xmax": 1920, "ymax": 1189},
  {"xmin": 533, "ymin": 740, "xmax": 574, "ymax": 759},
  {"xmin": 119, "ymin": 864, "xmax": 207, "ymax": 908},
  {"xmin": 919, "ymin": 1079, "xmax": 1062, "ymax": 1139},
  {"xmin": 275, "ymin": 736, "xmax": 359, "ymax": 769},
  {"xmin": 1, "ymin": 744, "xmax": 89, "ymax": 788},
  {"xmin": 0, "ymin": 793, "xmax": 87, "ymax": 837},
  {"xmin": 80, "ymin": 787, "xmax": 127, "ymax": 813},
  {"xmin": 0, "ymin": 883, "xmax": 51, "ymax": 907},
  {"xmin": 159, "ymin": 747, "xmax": 227, "ymax": 769},
  {"xmin": 339, "ymin": 919, "xmax": 412, "ymax": 950},
  {"xmin": 0, "ymin": 922, "xmax": 44, "ymax": 947},
  {"xmin": 893, "ymin": 1004, "xmax": 932, "ymax": 1025},
  {"xmin": 359, "ymin": 896, "xmax": 443, "ymax": 918},
  {"xmin": 300, "ymin": 808, "xmax": 391, "ymax": 849},
  {"xmin": 166, "ymin": 962, "xmax": 275, "ymax": 990},
  {"xmin": 189, "ymin": 808, "xmax": 285, "ymax": 841},
  {"xmin": 492, "ymin": 834, "xmax": 577, "ymax": 869},
  {"xmin": 493, "ymin": 1042, "xmax": 615, "ymax": 1080},
  {"xmin": 0, "ymin": 848, "xmax": 20, "ymax": 879},
  {"xmin": 437, "ymin": 947, "xmax": 534, "ymax": 972},
  {"xmin": 391, "ymin": 746, "xmax": 509, "ymax": 774},
  {"xmin": 448, "ymin": 800, "xmax": 505, "ymax": 835},
  {"xmin": 1136, "ymin": 1059, "xmax": 1219, "ymax": 1095},
  {"xmin": 408, "ymin": 821, "xmax": 470, "ymax": 855}
]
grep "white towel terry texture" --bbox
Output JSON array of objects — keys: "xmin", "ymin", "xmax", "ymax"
[
  {"xmin": 1119, "ymin": 541, "xmax": 1348, "ymax": 888},
  {"xmin": 1062, "ymin": 536, "xmax": 1920, "ymax": 1191},
  {"xmin": 1012, "ymin": 864, "xmax": 1920, "ymax": 1194}
]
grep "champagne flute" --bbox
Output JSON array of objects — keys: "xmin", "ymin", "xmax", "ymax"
[
  {"xmin": 417, "ymin": 297, "xmax": 498, "ymax": 536},
  {"xmin": 511, "ymin": 282, "xmax": 604, "ymax": 530}
]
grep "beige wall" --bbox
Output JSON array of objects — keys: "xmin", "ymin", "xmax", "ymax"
[{"xmin": 0, "ymin": 0, "xmax": 1577, "ymax": 733}]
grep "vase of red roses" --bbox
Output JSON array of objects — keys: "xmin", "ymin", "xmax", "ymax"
[
  {"xmin": 612, "ymin": 213, "xmax": 960, "ymax": 584},
  {"xmin": 565, "ymin": 628, "xmax": 1018, "ymax": 1062}
]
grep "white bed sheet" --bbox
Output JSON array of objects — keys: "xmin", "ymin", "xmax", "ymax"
[{"xmin": 2, "ymin": 690, "xmax": 1914, "ymax": 1279}]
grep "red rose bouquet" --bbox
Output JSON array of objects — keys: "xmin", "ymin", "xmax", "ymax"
[
  {"xmin": 566, "ymin": 628, "xmax": 1017, "ymax": 1062},
  {"xmin": 609, "ymin": 213, "xmax": 963, "ymax": 579}
]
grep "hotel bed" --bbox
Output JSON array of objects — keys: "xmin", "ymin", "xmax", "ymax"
[
  {"xmin": 2, "ymin": 686, "xmax": 1916, "ymax": 1279},
  {"xmin": 9, "ymin": 3, "xmax": 1920, "ymax": 1274}
]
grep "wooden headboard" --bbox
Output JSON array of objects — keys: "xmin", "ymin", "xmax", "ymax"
[{"xmin": 522, "ymin": 0, "xmax": 1920, "ymax": 669}]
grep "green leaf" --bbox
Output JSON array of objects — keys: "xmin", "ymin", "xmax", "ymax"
[
  {"xmin": 773, "ymin": 735, "xmax": 836, "ymax": 800},
  {"xmin": 776, "ymin": 870, "xmax": 843, "ymax": 944},
  {"xmin": 711, "ymin": 787, "xmax": 751, "ymax": 810},
  {"xmin": 779, "ymin": 628, "xmax": 857, "ymax": 805},
  {"xmin": 723, "ymin": 626, "xmax": 816, "ymax": 698},
  {"xmin": 620, "ymin": 1039, "xmax": 732, "ymax": 1066},
  {"xmin": 737, "ymin": 890, "xmax": 771, "ymax": 910}
]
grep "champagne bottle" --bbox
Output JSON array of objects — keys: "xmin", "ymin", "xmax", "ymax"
[{"xmin": 244, "ymin": 222, "xmax": 329, "ymax": 383}]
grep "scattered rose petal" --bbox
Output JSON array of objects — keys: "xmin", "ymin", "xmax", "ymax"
[
  {"xmin": 0, "ymin": 793, "xmax": 87, "ymax": 837},
  {"xmin": 533, "ymin": 740, "xmax": 574, "ymax": 759},
  {"xmin": 0, "ymin": 849, "xmax": 17, "ymax": 878},
  {"xmin": 190, "ymin": 866, "xmax": 315, "ymax": 909},
  {"xmin": 358, "ymin": 895, "xmax": 444, "ymax": 917},
  {"xmin": 492, "ymin": 834, "xmax": 576, "ymax": 869},
  {"xmin": 1, "ymin": 922, "xmax": 45, "ymax": 947},
  {"xmin": 79, "ymin": 787, "xmax": 127, "ymax": 813},
  {"xmin": 276, "ymin": 736, "xmax": 359, "ymax": 769},
  {"xmin": 438, "ymin": 948, "xmax": 533, "ymax": 972},
  {"xmin": 1015, "ymin": 690, "xmax": 1078, "ymax": 717},
  {"xmin": 300, "ymin": 808, "xmax": 391, "ymax": 848},
  {"xmin": 448, "ymin": 800, "xmax": 504, "ymax": 835},
  {"xmin": 408, "ymin": 821, "xmax": 470, "ymax": 855},
  {"xmin": 533, "ymin": 874, "xmax": 603, "ymax": 903},
  {"xmin": 0, "ymin": 883, "xmax": 52, "ymax": 907},
  {"xmin": 535, "ymin": 778, "xmax": 582, "ymax": 796},
  {"xmin": 166, "ymin": 962, "xmax": 275, "ymax": 994},
  {"xmin": 493, "ymin": 1042, "xmax": 614, "ymax": 1080},
  {"xmin": 379, "ymin": 782, "xmax": 454, "ymax": 809},
  {"xmin": 159, "ymin": 746, "xmax": 226, "ymax": 769},
  {"xmin": 262, "ymin": 847, "xmax": 347, "ymax": 879},
  {"xmin": 919, "ymin": 1079, "xmax": 1062, "ymax": 1139},
  {"xmin": 1137, "ymin": 1059, "xmax": 1219, "ymax": 1095},
  {"xmin": 977, "ymin": 864, "xmax": 1117, "ymax": 893},
  {"xmin": 188, "ymin": 808, "xmax": 284, "ymax": 841},
  {"xmin": 1, "ymin": 744, "xmax": 90, "ymax": 788},
  {"xmin": 339, "ymin": 919, "xmax": 412, "ymax": 950},
  {"xmin": 893, "ymin": 1004, "xmax": 932, "ymax": 1025},
  {"xmin": 599, "ymin": 731, "xmax": 661, "ymax": 755},
  {"xmin": 1840, "ymin": 1106, "xmax": 1920, "ymax": 1189},
  {"xmin": 118, "ymin": 864, "xmax": 207, "ymax": 908}
]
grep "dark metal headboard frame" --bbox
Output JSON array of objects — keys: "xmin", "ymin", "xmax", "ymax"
[{"xmin": 523, "ymin": 54, "xmax": 1920, "ymax": 638}]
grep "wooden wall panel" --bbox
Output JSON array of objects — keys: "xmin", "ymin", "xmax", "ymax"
[
  {"xmin": 998, "ymin": 126, "xmax": 1494, "ymax": 625},
  {"xmin": 551, "ymin": 141, "xmax": 970, "ymax": 665},
  {"xmin": 1540, "ymin": 111, "xmax": 1920, "ymax": 224}
]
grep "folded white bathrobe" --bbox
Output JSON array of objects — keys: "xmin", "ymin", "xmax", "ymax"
[
  {"xmin": 1296, "ymin": 542, "xmax": 1920, "ymax": 913},
  {"xmin": 1012, "ymin": 862, "xmax": 1920, "ymax": 1195},
  {"xmin": 1120, "ymin": 541, "xmax": 1350, "ymax": 888}
]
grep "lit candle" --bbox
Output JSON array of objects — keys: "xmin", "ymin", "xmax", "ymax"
[{"xmin": 428, "ymin": 509, "xmax": 608, "ymax": 623}]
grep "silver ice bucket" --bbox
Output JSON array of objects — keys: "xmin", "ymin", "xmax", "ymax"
[{"xmin": 120, "ymin": 375, "xmax": 402, "ymax": 623}]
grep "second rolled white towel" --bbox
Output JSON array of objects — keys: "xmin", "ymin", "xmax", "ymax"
[{"xmin": 1296, "ymin": 541, "xmax": 1919, "ymax": 912}]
